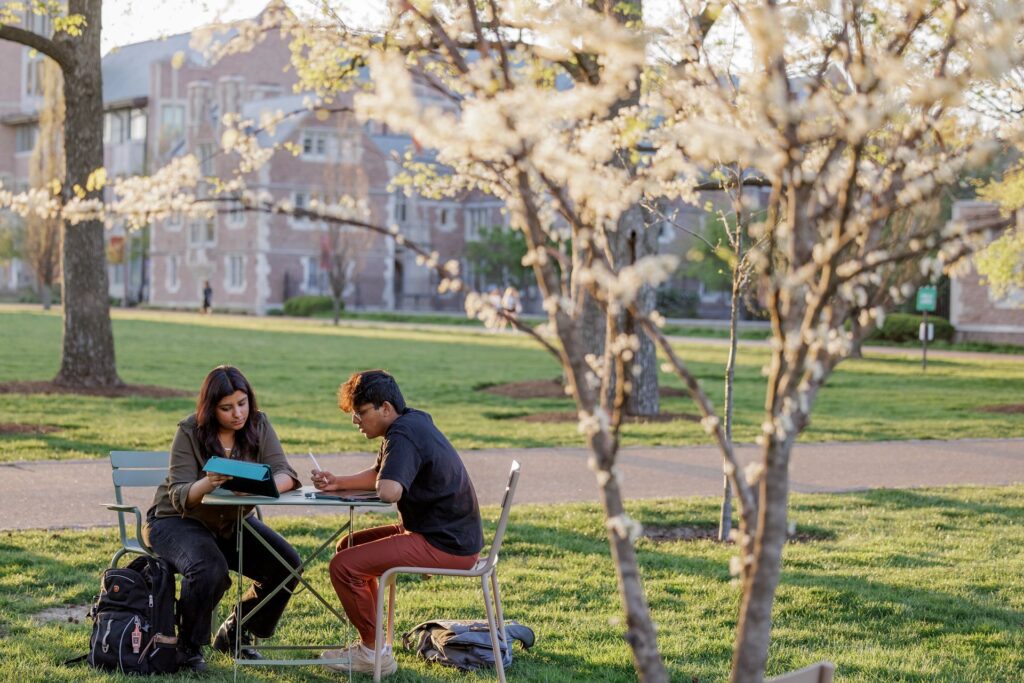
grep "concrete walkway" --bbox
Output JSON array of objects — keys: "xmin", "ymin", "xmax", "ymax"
[{"xmin": 3, "ymin": 438, "xmax": 1023, "ymax": 531}]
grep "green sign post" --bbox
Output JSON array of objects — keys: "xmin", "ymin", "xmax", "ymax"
[
  {"xmin": 916, "ymin": 286, "xmax": 937, "ymax": 312},
  {"xmin": 916, "ymin": 286, "xmax": 938, "ymax": 371}
]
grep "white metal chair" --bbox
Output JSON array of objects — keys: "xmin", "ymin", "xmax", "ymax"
[
  {"xmin": 767, "ymin": 661, "xmax": 836, "ymax": 683},
  {"xmin": 373, "ymin": 460, "xmax": 521, "ymax": 683}
]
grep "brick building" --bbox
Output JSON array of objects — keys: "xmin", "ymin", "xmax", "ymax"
[
  {"xmin": 948, "ymin": 201, "xmax": 1024, "ymax": 344},
  {"xmin": 0, "ymin": 3, "xmax": 508, "ymax": 313}
]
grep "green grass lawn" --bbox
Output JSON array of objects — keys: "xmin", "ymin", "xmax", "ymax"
[
  {"xmin": 1, "ymin": 486, "xmax": 1021, "ymax": 682},
  {"xmin": 1, "ymin": 307, "xmax": 1023, "ymax": 462}
]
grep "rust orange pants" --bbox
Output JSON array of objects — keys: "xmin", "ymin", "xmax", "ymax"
[{"xmin": 329, "ymin": 524, "xmax": 478, "ymax": 645}]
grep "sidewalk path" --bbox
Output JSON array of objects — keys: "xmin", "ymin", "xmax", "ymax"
[{"xmin": 3, "ymin": 438, "xmax": 1022, "ymax": 531}]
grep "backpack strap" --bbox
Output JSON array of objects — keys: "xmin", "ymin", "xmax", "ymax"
[{"xmin": 63, "ymin": 654, "xmax": 89, "ymax": 666}]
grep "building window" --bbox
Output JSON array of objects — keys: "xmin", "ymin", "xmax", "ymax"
[
  {"xmin": 189, "ymin": 218, "xmax": 216, "ymax": 246},
  {"xmin": 303, "ymin": 256, "xmax": 323, "ymax": 293},
  {"xmin": 166, "ymin": 254, "xmax": 180, "ymax": 292},
  {"xmin": 301, "ymin": 130, "xmax": 332, "ymax": 160},
  {"xmin": 198, "ymin": 143, "xmax": 216, "ymax": 176},
  {"xmin": 227, "ymin": 203, "xmax": 246, "ymax": 228},
  {"xmin": 466, "ymin": 207, "xmax": 490, "ymax": 240},
  {"xmin": 165, "ymin": 213, "xmax": 183, "ymax": 231},
  {"xmin": 159, "ymin": 104, "xmax": 186, "ymax": 157},
  {"xmin": 15, "ymin": 124, "xmax": 38, "ymax": 153},
  {"xmin": 291, "ymin": 191, "xmax": 318, "ymax": 229},
  {"xmin": 393, "ymin": 194, "xmax": 408, "ymax": 224},
  {"xmin": 22, "ymin": 9, "xmax": 53, "ymax": 37},
  {"xmin": 111, "ymin": 264, "xmax": 123, "ymax": 286},
  {"xmin": 104, "ymin": 110, "xmax": 129, "ymax": 144},
  {"xmin": 24, "ymin": 56, "xmax": 44, "ymax": 97},
  {"xmin": 227, "ymin": 254, "xmax": 245, "ymax": 290},
  {"xmin": 130, "ymin": 109, "xmax": 147, "ymax": 141}
]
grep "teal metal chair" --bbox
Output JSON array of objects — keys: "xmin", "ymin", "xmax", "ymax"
[
  {"xmin": 105, "ymin": 451, "xmax": 171, "ymax": 568},
  {"xmin": 105, "ymin": 450, "xmax": 264, "ymax": 568},
  {"xmin": 373, "ymin": 460, "xmax": 521, "ymax": 683}
]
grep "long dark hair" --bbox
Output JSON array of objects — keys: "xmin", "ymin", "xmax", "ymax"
[{"xmin": 195, "ymin": 365, "xmax": 260, "ymax": 460}]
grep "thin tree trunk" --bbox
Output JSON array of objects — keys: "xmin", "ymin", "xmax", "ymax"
[
  {"xmin": 730, "ymin": 437, "xmax": 791, "ymax": 683},
  {"xmin": 332, "ymin": 295, "xmax": 342, "ymax": 325},
  {"xmin": 719, "ymin": 224, "xmax": 744, "ymax": 541},
  {"xmin": 592, "ymin": 439, "xmax": 669, "ymax": 682},
  {"xmin": 719, "ymin": 275, "xmax": 742, "ymax": 541},
  {"xmin": 53, "ymin": 0, "xmax": 121, "ymax": 388},
  {"xmin": 41, "ymin": 283, "xmax": 53, "ymax": 311}
]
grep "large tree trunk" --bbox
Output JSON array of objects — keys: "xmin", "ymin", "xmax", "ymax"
[
  {"xmin": 730, "ymin": 437, "xmax": 792, "ymax": 683},
  {"xmin": 622, "ymin": 204, "xmax": 660, "ymax": 417},
  {"xmin": 53, "ymin": 0, "xmax": 120, "ymax": 388}
]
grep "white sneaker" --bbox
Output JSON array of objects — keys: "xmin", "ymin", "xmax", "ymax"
[{"xmin": 321, "ymin": 642, "xmax": 397, "ymax": 676}]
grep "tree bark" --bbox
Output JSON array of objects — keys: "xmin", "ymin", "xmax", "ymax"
[
  {"xmin": 597, "ymin": 450, "xmax": 669, "ymax": 682},
  {"xmin": 730, "ymin": 437, "xmax": 792, "ymax": 683},
  {"xmin": 623, "ymin": 204, "xmax": 660, "ymax": 417},
  {"xmin": 52, "ymin": 0, "xmax": 121, "ymax": 388}
]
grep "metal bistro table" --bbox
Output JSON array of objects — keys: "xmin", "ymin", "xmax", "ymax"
[{"xmin": 202, "ymin": 486, "xmax": 392, "ymax": 678}]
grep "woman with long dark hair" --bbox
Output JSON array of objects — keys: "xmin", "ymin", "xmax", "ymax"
[{"xmin": 143, "ymin": 365, "xmax": 301, "ymax": 672}]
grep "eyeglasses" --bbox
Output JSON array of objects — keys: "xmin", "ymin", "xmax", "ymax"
[{"xmin": 353, "ymin": 404, "xmax": 379, "ymax": 421}]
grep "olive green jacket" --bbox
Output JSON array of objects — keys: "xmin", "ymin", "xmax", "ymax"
[{"xmin": 144, "ymin": 412, "xmax": 299, "ymax": 538}]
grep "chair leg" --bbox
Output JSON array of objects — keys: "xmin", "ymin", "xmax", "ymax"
[
  {"xmin": 374, "ymin": 574, "xmax": 399, "ymax": 683},
  {"xmin": 387, "ymin": 578, "xmax": 396, "ymax": 648},
  {"xmin": 490, "ymin": 568, "xmax": 508, "ymax": 645},
  {"xmin": 481, "ymin": 574, "xmax": 506, "ymax": 683},
  {"xmin": 374, "ymin": 575, "xmax": 389, "ymax": 683}
]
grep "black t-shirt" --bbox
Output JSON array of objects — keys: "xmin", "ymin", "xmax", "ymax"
[{"xmin": 374, "ymin": 408, "xmax": 484, "ymax": 556}]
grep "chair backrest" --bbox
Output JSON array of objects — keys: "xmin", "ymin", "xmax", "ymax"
[
  {"xmin": 767, "ymin": 661, "xmax": 835, "ymax": 683},
  {"xmin": 109, "ymin": 451, "xmax": 170, "ymax": 540},
  {"xmin": 482, "ymin": 460, "xmax": 520, "ymax": 565}
]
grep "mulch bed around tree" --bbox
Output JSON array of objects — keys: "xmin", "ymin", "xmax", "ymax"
[
  {"xmin": 642, "ymin": 525, "xmax": 833, "ymax": 544},
  {"xmin": 977, "ymin": 404, "xmax": 1024, "ymax": 414},
  {"xmin": 0, "ymin": 423, "xmax": 60, "ymax": 436},
  {"xmin": 480, "ymin": 378, "xmax": 689, "ymax": 400},
  {"xmin": 0, "ymin": 381, "xmax": 190, "ymax": 399}
]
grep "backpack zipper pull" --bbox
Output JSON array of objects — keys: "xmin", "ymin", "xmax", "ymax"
[{"xmin": 131, "ymin": 617, "xmax": 142, "ymax": 654}]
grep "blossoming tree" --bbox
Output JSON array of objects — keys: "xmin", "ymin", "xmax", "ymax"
[
  {"xmin": 317, "ymin": 2, "xmax": 1022, "ymax": 680},
  {"xmin": 0, "ymin": 0, "xmax": 121, "ymax": 388},
  {"xmin": 5, "ymin": 0, "xmax": 1023, "ymax": 680}
]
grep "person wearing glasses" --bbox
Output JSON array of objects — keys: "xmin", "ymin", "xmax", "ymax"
[{"xmin": 310, "ymin": 369, "xmax": 483, "ymax": 676}]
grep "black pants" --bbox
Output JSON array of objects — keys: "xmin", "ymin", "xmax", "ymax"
[{"xmin": 145, "ymin": 515, "xmax": 302, "ymax": 650}]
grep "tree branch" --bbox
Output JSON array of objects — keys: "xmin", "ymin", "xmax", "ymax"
[{"xmin": 0, "ymin": 25, "xmax": 72, "ymax": 71}]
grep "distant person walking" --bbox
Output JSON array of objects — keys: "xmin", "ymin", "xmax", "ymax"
[{"xmin": 201, "ymin": 280, "xmax": 213, "ymax": 315}]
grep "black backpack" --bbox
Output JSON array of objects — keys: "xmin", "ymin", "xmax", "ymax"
[
  {"xmin": 83, "ymin": 555, "xmax": 179, "ymax": 675},
  {"xmin": 403, "ymin": 619, "xmax": 534, "ymax": 671}
]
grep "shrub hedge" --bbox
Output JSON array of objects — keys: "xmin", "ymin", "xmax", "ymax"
[
  {"xmin": 869, "ymin": 312, "xmax": 953, "ymax": 343},
  {"xmin": 283, "ymin": 295, "xmax": 337, "ymax": 317}
]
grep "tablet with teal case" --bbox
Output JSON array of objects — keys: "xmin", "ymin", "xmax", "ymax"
[{"xmin": 203, "ymin": 456, "xmax": 279, "ymax": 498}]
